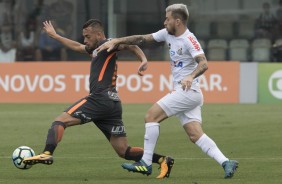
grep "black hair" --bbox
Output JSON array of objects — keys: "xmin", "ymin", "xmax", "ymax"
[{"xmin": 83, "ymin": 19, "xmax": 104, "ymax": 32}]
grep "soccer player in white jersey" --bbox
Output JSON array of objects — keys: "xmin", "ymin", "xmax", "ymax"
[{"xmin": 97, "ymin": 3, "xmax": 238, "ymax": 179}]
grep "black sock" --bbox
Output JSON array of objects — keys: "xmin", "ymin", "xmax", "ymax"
[
  {"xmin": 153, "ymin": 153, "xmax": 165, "ymax": 164},
  {"xmin": 43, "ymin": 121, "xmax": 66, "ymax": 155},
  {"xmin": 124, "ymin": 146, "xmax": 143, "ymax": 161}
]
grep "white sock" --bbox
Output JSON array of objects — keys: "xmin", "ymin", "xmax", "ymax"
[
  {"xmin": 141, "ymin": 122, "xmax": 160, "ymax": 166},
  {"xmin": 195, "ymin": 134, "xmax": 228, "ymax": 165}
]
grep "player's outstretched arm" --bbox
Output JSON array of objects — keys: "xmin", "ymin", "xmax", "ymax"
[
  {"xmin": 118, "ymin": 44, "xmax": 148, "ymax": 76},
  {"xmin": 97, "ymin": 34, "xmax": 155, "ymax": 53},
  {"xmin": 43, "ymin": 20, "xmax": 87, "ymax": 54}
]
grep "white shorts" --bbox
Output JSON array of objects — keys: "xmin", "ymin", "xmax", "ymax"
[{"xmin": 157, "ymin": 88, "xmax": 203, "ymax": 126}]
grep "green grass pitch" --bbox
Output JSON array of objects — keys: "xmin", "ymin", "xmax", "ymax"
[{"xmin": 1, "ymin": 103, "xmax": 282, "ymax": 184}]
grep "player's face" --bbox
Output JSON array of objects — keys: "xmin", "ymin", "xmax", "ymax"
[
  {"xmin": 82, "ymin": 27, "xmax": 100, "ymax": 50},
  {"xmin": 164, "ymin": 11, "xmax": 176, "ymax": 35}
]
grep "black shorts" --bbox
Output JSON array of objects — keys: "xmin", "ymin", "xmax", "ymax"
[{"xmin": 64, "ymin": 94, "xmax": 126, "ymax": 140}]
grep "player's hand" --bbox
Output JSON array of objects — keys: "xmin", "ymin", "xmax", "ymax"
[
  {"xmin": 138, "ymin": 61, "xmax": 148, "ymax": 76},
  {"xmin": 43, "ymin": 21, "xmax": 57, "ymax": 38},
  {"xmin": 96, "ymin": 39, "xmax": 119, "ymax": 53},
  {"xmin": 180, "ymin": 75, "xmax": 193, "ymax": 91}
]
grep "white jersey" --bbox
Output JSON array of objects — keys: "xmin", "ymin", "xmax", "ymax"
[{"xmin": 152, "ymin": 28, "xmax": 204, "ymax": 91}]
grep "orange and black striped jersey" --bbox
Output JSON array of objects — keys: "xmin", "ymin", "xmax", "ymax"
[{"xmin": 85, "ymin": 39, "xmax": 118, "ymax": 100}]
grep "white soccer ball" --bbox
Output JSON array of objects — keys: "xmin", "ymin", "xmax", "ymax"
[{"xmin": 12, "ymin": 146, "xmax": 35, "ymax": 169}]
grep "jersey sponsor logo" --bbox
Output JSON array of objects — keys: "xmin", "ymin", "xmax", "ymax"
[
  {"xmin": 170, "ymin": 50, "xmax": 175, "ymax": 57},
  {"xmin": 188, "ymin": 36, "xmax": 200, "ymax": 51},
  {"xmin": 172, "ymin": 60, "xmax": 183, "ymax": 68},
  {"xmin": 111, "ymin": 126, "xmax": 125, "ymax": 135}
]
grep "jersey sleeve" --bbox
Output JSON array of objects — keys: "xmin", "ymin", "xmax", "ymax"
[
  {"xmin": 152, "ymin": 29, "xmax": 167, "ymax": 42},
  {"xmin": 186, "ymin": 34, "xmax": 204, "ymax": 58}
]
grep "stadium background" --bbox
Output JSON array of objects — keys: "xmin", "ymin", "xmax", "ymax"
[
  {"xmin": 1, "ymin": 0, "xmax": 281, "ymax": 61},
  {"xmin": 1, "ymin": 1, "xmax": 282, "ymax": 184},
  {"xmin": 1, "ymin": 0, "xmax": 282, "ymax": 104}
]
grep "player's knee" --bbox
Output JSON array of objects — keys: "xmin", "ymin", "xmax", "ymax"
[
  {"xmin": 144, "ymin": 110, "xmax": 157, "ymax": 122},
  {"xmin": 144, "ymin": 113, "xmax": 152, "ymax": 122},
  {"xmin": 54, "ymin": 118, "xmax": 69, "ymax": 127},
  {"xmin": 188, "ymin": 135, "xmax": 198, "ymax": 143},
  {"xmin": 144, "ymin": 104, "xmax": 166, "ymax": 123},
  {"xmin": 188, "ymin": 133, "xmax": 202, "ymax": 143},
  {"xmin": 184, "ymin": 122, "xmax": 204, "ymax": 143}
]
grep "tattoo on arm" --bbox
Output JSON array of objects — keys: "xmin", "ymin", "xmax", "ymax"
[
  {"xmin": 195, "ymin": 56, "xmax": 206, "ymax": 63},
  {"xmin": 119, "ymin": 34, "xmax": 155, "ymax": 46},
  {"xmin": 191, "ymin": 55, "xmax": 208, "ymax": 78}
]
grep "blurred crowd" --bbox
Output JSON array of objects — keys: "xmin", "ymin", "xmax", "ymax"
[
  {"xmin": 0, "ymin": 0, "xmax": 282, "ymax": 62},
  {"xmin": 255, "ymin": 2, "xmax": 282, "ymax": 40},
  {"xmin": 254, "ymin": 1, "xmax": 282, "ymax": 62},
  {"xmin": 0, "ymin": 0, "xmax": 73, "ymax": 62}
]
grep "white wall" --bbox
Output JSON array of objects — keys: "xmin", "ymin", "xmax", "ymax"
[{"xmin": 240, "ymin": 63, "xmax": 258, "ymax": 104}]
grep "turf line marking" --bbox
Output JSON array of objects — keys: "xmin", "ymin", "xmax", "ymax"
[{"xmin": 2, "ymin": 156, "xmax": 282, "ymax": 160}]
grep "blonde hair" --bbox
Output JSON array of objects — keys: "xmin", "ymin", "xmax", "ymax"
[{"xmin": 166, "ymin": 4, "xmax": 189, "ymax": 24}]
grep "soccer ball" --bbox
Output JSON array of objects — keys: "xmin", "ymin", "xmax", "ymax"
[{"xmin": 12, "ymin": 146, "xmax": 35, "ymax": 169}]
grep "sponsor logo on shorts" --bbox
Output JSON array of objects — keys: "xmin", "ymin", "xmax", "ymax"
[{"xmin": 111, "ymin": 126, "xmax": 125, "ymax": 135}]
